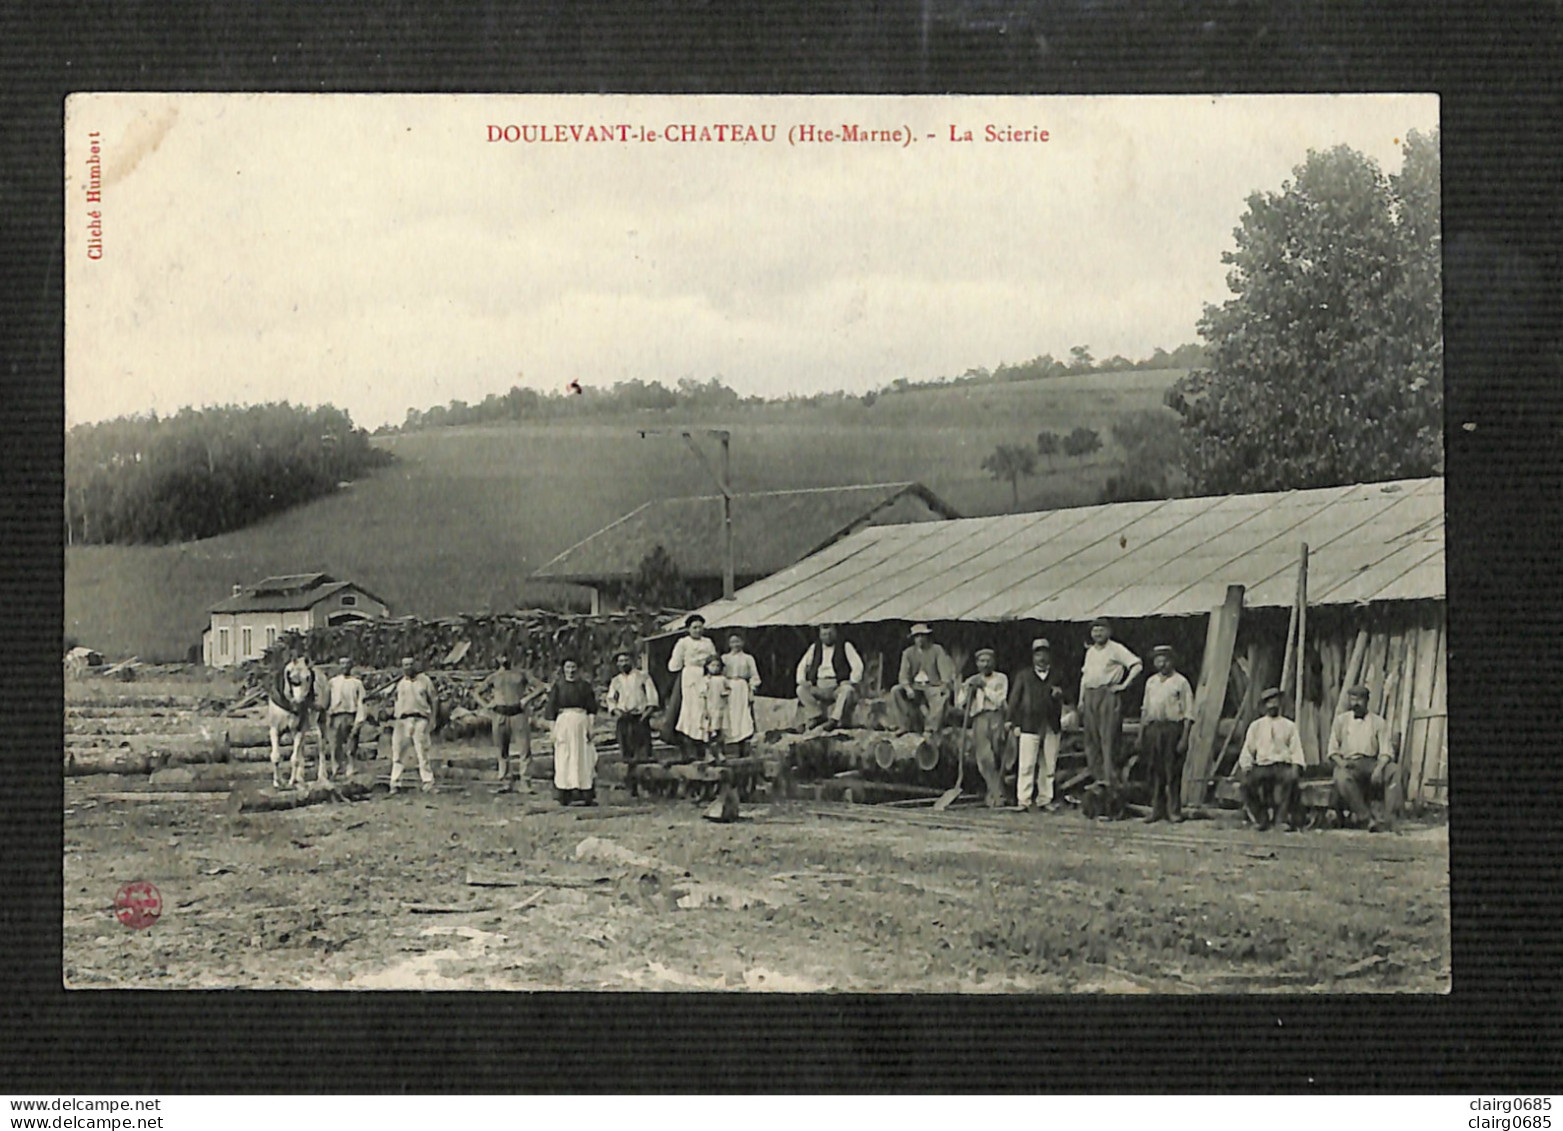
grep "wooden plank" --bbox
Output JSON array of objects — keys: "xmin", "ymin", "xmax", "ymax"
[
  {"xmin": 1337, "ymin": 628, "xmax": 1370, "ymax": 708},
  {"xmin": 1298, "ymin": 699, "xmax": 1321, "ymax": 766},
  {"xmin": 1294, "ymin": 544, "xmax": 1309, "ymax": 722},
  {"xmin": 1180, "ymin": 584, "xmax": 1244, "ymax": 806},
  {"xmin": 1395, "ymin": 623, "xmax": 1420, "ymax": 762},
  {"xmin": 1422, "ymin": 624, "xmax": 1448, "ymax": 803},
  {"xmin": 1404, "ymin": 623, "xmax": 1441, "ymax": 800},
  {"xmin": 1381, "ymin": 629, "xmax": 1407, "ymax": 741},
  {"xmin": 1363, "ymin": 631, "xmax": 1390, "ymax": 715}
]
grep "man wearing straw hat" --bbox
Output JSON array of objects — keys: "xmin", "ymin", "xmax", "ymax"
[
  {"xmin": 891, "ymin": 623, "xmax": 957, "ymax": 735},
  {"xmin": 1078, "ymin": 616, "xmax": 1142, "ymax": 786},
  {"xmin": 1235, "ymin": 686, "xmax": 1306, "ymax": 830},
  {"xmin": 1139, "ymin": 644, "xmax": 1195, "ymax": 823},
  {"xmin": 1327, "ymin": 684, "xmax": 1395, "ymax": 832}
]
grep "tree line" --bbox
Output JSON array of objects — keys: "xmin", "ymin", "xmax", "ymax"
[
  {"xmin": 65, "ymin": 402, "xmax": 393, "ymax": 545},
  {"xmin": 983, "ymin": 130, "xmax": 1442, "ymax": 509}
]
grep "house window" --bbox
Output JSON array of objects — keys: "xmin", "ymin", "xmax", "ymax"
[
  {"xmin": 218, "ymin": 628, "xmax": 229, "ymax": 656},
  {"xmin": 340, "ymin": 594, "xmax": 357, "ymax": 607},
  {"xmin": 242, "ymin": 627, "xmax": 253, "ymax": 657},
  {"xmin": 266, "ymin": 626, "xmax": 277, "ymax": 647}
]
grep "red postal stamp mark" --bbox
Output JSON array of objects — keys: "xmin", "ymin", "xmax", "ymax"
[{"xmin": 113, "ymin": 880, "xmax": 162, "ymax": 929}]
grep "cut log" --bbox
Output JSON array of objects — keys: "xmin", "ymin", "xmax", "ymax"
[
  {"xmin": 1180, "ymin": 584, "xmax": 1244, "ymax": 806},
  {"xmin": 225, "ymin": 779, "xmax": 375, "ymax": 814},
  {"xmin": 64, "ymin": 750, "xmax": 160, "ymax": 776}
]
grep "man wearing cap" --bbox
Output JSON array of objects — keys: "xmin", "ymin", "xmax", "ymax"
[
  {"xmin": 1235, "ymin": 687, "xmax": 1306, "ymax": 830},
  {"xmin": 795, "ymin": 623, "xmax": 864, "ymax": 731},
  {"xmin": 1006, "ymin": 638, "xmax": 1065, "ymax": 812},
  {"xmin": 957, "ymin": 648, "xmax": 1011, "ymax": 808},
  {"xmin": 390, "ymin": 655, "xmax": 439, "ymax": 794},
  {"xmin": 1078, "ymin": 617, "xmax": 1142, "ymax": 786},
  {"xmin": 891, "ymin": 624, "xmax": 958, "ymax": 735},
  {"xmin": 477, "ymin": 653, "xmax": 540, "ymax": 789},
  {"xmin": 606, "ymin": 649, "xmax": 660, "ymax": 791},
  {"xmin": 1328, "ymin": 684, "xmax": 1396, "ymax": 832},
  {"xmin": 323, "ymin": 657, "xmax": 368, "ymax": 781},
  {"xmin": 1139, "ymin": 645, "xmax": 1196, "ymax": 823}
]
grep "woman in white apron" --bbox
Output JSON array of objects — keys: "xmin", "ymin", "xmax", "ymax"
[
  {"xmin": 721, "ymin": 630, "xmax": 763, "ymax": 754},
  {"xmin": 667, "ymin": 614, "xmax": 717, "ymax": 754},
  {"xmin": 545, "ymin": 656, "xmax": 599, "ymax": 806}
]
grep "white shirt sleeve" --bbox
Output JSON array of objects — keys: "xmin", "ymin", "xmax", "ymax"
[
  {"xmin": 795, "ymin": 647, "xmax": 812, "ymax": 686},
  {"xmin": 844, "ymin": 643, "xmax": 864, "ymax": 684}
]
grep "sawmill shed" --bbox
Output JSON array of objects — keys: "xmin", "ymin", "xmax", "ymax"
[{"xmin": 656, "ymin": 477, "xmax": 1446, "ymax": 808}]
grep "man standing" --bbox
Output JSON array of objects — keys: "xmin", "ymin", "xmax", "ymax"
[
  {"xmin": 323, "ymin": 656, "xmax": 368, "ymax": 782},
  {"xmin": 957, "ymin": 648, "xmax": 1010, "ymax": 808},
  {"xmin": 795, "ymin": 624, "xmax": 863, "ymax": 731},
  {"xmin": 1006, "ymin": 638, "xmax": 1064, "ymax": 812},
  {"xmin": 1328, "ymin": 684, "xmax": 1396, "ymax": 832},
  {"xmin": 390, "ymin": 655, "xmax": 439, "ymax": 794},
  {"xmin": 477, "ymin": 653, "xmax": 537, "ymax": 789},
  {"xmin": 1235, "ymin": 687, "xmax": 1305, "ymax": 831},
  {"xmin": 891, "ymin": 623, "xmax": 957, "ymax": 735},
  {"xmin": 1078, "ymin": 617, "xmax": 1142, "ymax": 786},
  {"xmin": 605, "ymin": 649, "xmax": 660, "ymax": 794},
  {"xmin": 1139, "ymin": 645, "xmax": 1195, "ymax": 823}
]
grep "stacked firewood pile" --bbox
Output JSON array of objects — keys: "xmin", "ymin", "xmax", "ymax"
[{"xmin": 241, "ymin": 609, "xmax": 669, "ymax": 701}]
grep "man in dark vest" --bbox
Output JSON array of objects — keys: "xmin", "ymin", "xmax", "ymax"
[
  {"xmin": 795, "ymin": 623, "xmax": 864, "ymax": 730},
  {"xmin": 1006, "ymin": 637, "xmax": 1065, "ymax": 812}
]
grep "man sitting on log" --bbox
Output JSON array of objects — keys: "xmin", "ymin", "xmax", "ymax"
[
  {"xmin": 1328, "ymin": 684, "xmax": 1395, "ymax": 833},
  {"xmin": 957, "ymin": 647, "xmax": 1010, "ymax": 808},
  {"xmin": 795, "ymin": 623, "xmax": 863, "ymax": 731},
  {"xmin": 1235, "ymin": 686, "xmax": 1305, "ymax": 831},
  {"xmin": 891, "ymin": 623, "xmax": 957, "ymax": 736},
  {"xmin": 1006, "ymin": 637, "xmax": 1064, "ymax": 813}
]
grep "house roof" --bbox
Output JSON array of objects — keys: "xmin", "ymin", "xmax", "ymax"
[
  {"xmin": 210, "ymin": 575, "xmax": 390, "ymax": 614},
  {"xmin": 532, "ymin": 482, "xmax": 959, "ymax": 585},
  {"xmin": 674, "ymin": 477, "xmax": 1443, "ymax": 630}
]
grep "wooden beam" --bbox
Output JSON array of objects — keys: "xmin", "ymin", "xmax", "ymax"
[
  {"xmin": 1293, "ymin": 543, "xmax": 1309, "ymax": 721},
  {"xmin": 1180, "ymin": 584, "xmax": 1245, "ymax": 806}
]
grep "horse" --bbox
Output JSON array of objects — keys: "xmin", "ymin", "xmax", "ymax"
[{"xmin": 266, "ymin": 656, "xmax": 331, "ymax": 788}]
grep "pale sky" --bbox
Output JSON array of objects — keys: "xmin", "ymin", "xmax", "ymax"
[{"xmin": 65, "ymin": 93, "xmax": 1438, "ymax": 430}]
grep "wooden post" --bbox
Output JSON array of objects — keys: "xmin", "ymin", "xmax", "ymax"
[
  {"xmin": 1181, "ymin": 584, "xmax": 1245, "ymax": 806},
  {"xmin": 720, "ymin": 431, "xmax": 734, "ymax": 601},
  {"xmin": 1293, "ymin": 543, "xmax": 1309, "ymax": 721}
]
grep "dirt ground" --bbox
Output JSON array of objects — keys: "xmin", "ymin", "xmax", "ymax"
[{"xmin": 64, "ymin": 759, "xmax": 1450, "ymax": 993}]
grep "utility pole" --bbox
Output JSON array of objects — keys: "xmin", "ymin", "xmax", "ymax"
[{"xmin": 639, "ymin": 428, "xmax": 735, "ymax": 600}]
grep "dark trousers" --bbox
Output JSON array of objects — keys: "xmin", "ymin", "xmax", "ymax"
[
  {"xmin": 617, "ymin": 712, "xmax": 653, "ymax": 762},
  {"xmin": 491, "ymin": 708, "xmax": 531, "ymax": 778},
  {"xmin": 1332, "ymin": 756, "xmax": 1383, "ymax": 824},
  {"xmin": 1080, "ymin": 686, "xmax": 1124, "ymax": 783},
  {"xmin": 1142, "ymin": 720, "xmax": 1186, "ymax": 818},
  {"xmin": 1242, "ymin": 762, "xmax": 1301, "ymax": 829}
]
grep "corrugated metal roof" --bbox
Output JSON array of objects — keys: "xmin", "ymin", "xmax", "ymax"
[
  {"xmin": 678, "ymin": 478, "xmax": 1443, "ymax": 629},
  {"xmin": 531, "ymin": 482, "xmax": 958, "ymax": 584}
]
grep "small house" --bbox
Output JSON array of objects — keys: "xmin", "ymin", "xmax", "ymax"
[{"xmin": 201, "ymin": 573, "xmax": 391, "ymax": 667}]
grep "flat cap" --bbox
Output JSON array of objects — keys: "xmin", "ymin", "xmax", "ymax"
[
  {"xmin": 1031, "ymin": 637, "xmax": 1052, "ymax": 652},
  {"xmin": 909, "ymin": 623, "xmax": 933, "ymax": 636},
  {"xmin": 1260, "ymin": 686, "xmax": 1283, "ymax": 702}
]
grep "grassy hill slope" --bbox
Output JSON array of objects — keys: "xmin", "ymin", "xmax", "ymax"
[{"xmin": 65, "ymin": 369, "xmax": 1184, "ymax": 659}]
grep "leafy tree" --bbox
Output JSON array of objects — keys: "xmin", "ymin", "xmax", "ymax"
[
  {"xmin": 1102, "ymin": 410, "xmax": 1186, "ymax": 501},
  {"xmin": 1034, "ymin": 429, "xmax": 1061, "ymax": 470},
  {"xmin": 621, "ymin": 544, "xmax": 691, "ymax": 610},
  {"xmin": 981, "ymin": 443, "xmax": 1037, "ymax": 510},
  {"xmin": 1062, "ymin": 426, "xmax": 1102, "ymax": 459},
  {"xmin": 1068, "ymin": 345, "xmax": 1094, "ymax": 371},
  {"xmin": 1167, "ymin": 131, "xmax": 1443, "ymax": 494}
]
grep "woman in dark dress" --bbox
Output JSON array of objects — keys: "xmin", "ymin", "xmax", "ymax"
[{"xmin": 545, "ymin": 656, "xmax": 599, "ymax": 806}]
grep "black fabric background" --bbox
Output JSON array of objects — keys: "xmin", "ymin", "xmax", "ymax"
[{"xmin": 2, "ymin": 0, "xmax": 1559, "ymax": 1093}]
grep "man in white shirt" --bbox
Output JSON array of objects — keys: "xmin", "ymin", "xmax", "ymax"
[
  {"xmin": 391, "ymin": 655, "xmax": 439, "ymax": 794},
  {"xmin": 606, "ymin": 649, "xmax": 660, "ymax": 793},
  {"xmin": 1235, "ymin": 686, "xmax": 1306, "ymax": 830},
  {"xmin": 323, "ymin": 657, "xmax": 368, "ymax": 782},
  {"xmin": 1328, "ymin": 684, "xmax": 1396, "ymax": 832},
  {"xmin": 957, "ymin": 647, "xmax": 1010, "ymax": 808},
  {"xmin": 795, "ymin": 624, "xmax": 864, "ymax": 730},
  {"xmin": 1139, "ymin": 644, "xmax": 1195, "ymax": 823},
  {"xmin": 1078, "ymin": 617, "xmax": 1142, "ymax": 786}
]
